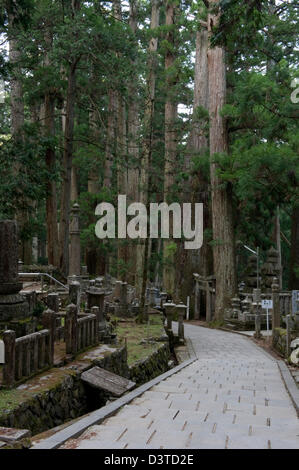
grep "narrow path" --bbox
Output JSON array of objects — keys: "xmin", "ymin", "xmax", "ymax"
[{"xmin": 61, "ymin": 324, "xmax": 299, "ymax": 449}]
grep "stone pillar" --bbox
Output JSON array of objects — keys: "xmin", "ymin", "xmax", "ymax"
[
  {"xmin": 177, "ymin": 302, "xmax": 187, "ymax": 340},
  {"xmin": 160, "ymin": 292, "xmax": 167, "ymax": 309},
  {"xmin": 286, "ymin": 314, "xmax": 291, "ymax": 358},
  {"xmin": 253, "ymin": 288, "xmax": 262, "ymax": 339},
  {"xmin": 42, "ymin": 308, "xmax": 56, "ymax": 365},
  {"xmin": 0, "ymin": 220, "xmax": 29, "ymax": 323},
  {"xmin": 120, "ymin": 282, "xmax": 128, "ymax": 314},
  {"xmin": 271, "ymin": 277, "xmax": 280, "ymax": 330},
  {"xmin": 81, "ymin": 265, "xmax": 88, "ymax": 276},
  {"xmin": 65, "ymin": 304, "xmax": 77, "ymax": 355},
  {"xmin": 47, "ymin": 293, "xmax": 59, "ymax": 313},
  {"xmin": 91, "ymin": 306, "xmax": 100, "ymax": 344},
  {"xmin": 32, "ymin": 236, "xmax": 38, "ymax": 263},
  {"xmin": 149, "ymin": 287, "xmax": 156, "ymax": 307},
  {"xmin": 69, "ymin": 203, "xmax": 81, "ymax": 278},
  {"xmin": 69, "ymin": 281, "xmax": 80, "ymax": 313},
  {"xmin": 91, "ymin": 305, "xmax": 106, "ymax": 343},
  {"xmin": 242, "ymin": 297, "xmax": 251, "ymax": 321},
  {"xmin": 114, "ymin": 280, "xmax": 122, "ymax": 301},
  {"xmin": 3, "ymin": 330, "xmax": 16, "ymax": 387}
]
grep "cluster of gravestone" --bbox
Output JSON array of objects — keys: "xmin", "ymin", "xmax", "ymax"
[
  {"xmin": 223, "ymin": 246, "xmax": 299, "ymax": 332},
  {"xmin": 0, "ymin": 219, "xmax": 188, "ymax": 391}
]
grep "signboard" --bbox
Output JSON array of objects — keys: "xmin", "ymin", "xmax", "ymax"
[
  {"xmin": 0, "ymin": 340, "xmax": 4, "ymax": 364},
  {"xmin": 292, "ymin": 290, "xmax": 299, "ymax": 315},
  {"xmin": 261, "ymin": 299, "xmax": 273, "ymax": 310}
]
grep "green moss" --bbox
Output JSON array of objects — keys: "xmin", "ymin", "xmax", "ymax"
[
  {"xmin": 208, "ymin": 319, "xmax": 225, "ymax": 329},
  {"xmin": 275, "ymin": 327, "xmax": 287, "ymax": 336},
  {"xmin": 18, "ymin": 317, "xmax": 34, "ymax": 325},
  {"xmin": 115, "ymin": 315, "xmax": 165, "ymax": 366},
  {"xmin": 0, "ymin": 389, "xmax": 24, "ymax": 413},
  {"xmin": 0, "ymin": 367, "xmax": 75, "ymax": 415}
]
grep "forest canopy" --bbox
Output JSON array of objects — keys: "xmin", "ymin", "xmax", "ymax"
[{"xmin": 0, "ymin": 0, "xmax": 298, "ymax": 318}]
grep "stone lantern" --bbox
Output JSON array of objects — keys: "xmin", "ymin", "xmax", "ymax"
[
  {"xmin": 149, "ymin": 287, "xmax": 156, "ymax": 307},
  {"xmin": 86, "ymin": 281, "xmax": 105, "ymax": 314},
  {"xmin": 176, "ymin": 302, "xmax": 187, "ymax": 340},
  {"xmin": 164, "ymin": 301, "xmax": 175, "ymax": 331}
]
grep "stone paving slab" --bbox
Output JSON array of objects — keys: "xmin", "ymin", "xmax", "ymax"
[{"xmin": 48, "ymin": 324, "xmax": 299, "ymax": 449}]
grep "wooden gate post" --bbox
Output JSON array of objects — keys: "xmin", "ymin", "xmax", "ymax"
[{"xmin": 42, "ymin": 308, "xmax": 56, "ymax": 365}]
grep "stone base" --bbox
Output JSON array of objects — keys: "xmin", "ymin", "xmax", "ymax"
[{"xmin": 0, "ymin": 294, "xmax": 29, "ymax": 323}]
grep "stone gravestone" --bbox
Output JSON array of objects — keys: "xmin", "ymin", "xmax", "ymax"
[
  {"xmin": 0, "ymin": 221, "xmax": 29, "ymax": 331},
  {"xmin": 291, "ymin": 290, "xmax": 299, "ymax": 316},
  {"xmin": 69, "ymin": 203, "xmax": 81, "ymax": 279}
]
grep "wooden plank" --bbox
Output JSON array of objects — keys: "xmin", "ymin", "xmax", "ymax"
[{"xmin": 81, "ymin": 367, "xmax": 136, "ymax": 397}]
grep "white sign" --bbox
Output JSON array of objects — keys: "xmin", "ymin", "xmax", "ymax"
[
  {"xmin": 0, "ymin": 340, "xmax": 4, "ymax": 364},
  {"xmin": 261, "ymin": 299, "xmax": 273, "ymax": 310}
]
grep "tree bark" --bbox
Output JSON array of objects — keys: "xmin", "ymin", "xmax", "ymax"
[
  {"xmin": 163, "ymin": 0, "xmax": 178, "ymax": 296},
  {"xmin": 8, "ymin": 13, "xmax": 32, "ymax": 264},
  {"xmin": 208, "ymin": 0, "xmax": 237, "ymax": 318},
  {"xmin": 127, "ymin": 0, "xmax": 140, "ymax": 286},
  {"xmin": 289, "ymin": 205, "xmax": 299, "ymax": 290},
  {"xmin": 136, "ymin": 0, "xmax": 160, "ymax": 305},
  {"xmin": 59, "ymin": 1, "xmax": 81, "ymax": 275},
  {"xmin": 178, "ymin": 25, "xmax": 213, "ymax": 313},
  {"xmin": 42, "ymin": 27, "xmax": 59, "ymax": 268}
]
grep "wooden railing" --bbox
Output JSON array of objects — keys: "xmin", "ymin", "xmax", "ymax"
[
  {"xmin": 77, "ymin": 314, "xmax": 97, "ymax": 351},
  {"xmin": 2, "ymin": 305, "xmax": 102, "ymax": 388},
  {"xmin": 3, "ymin": 328, "xmax": 53, "ymax": 387}
]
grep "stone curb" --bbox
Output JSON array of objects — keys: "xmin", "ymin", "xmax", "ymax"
[
  {"xmin": 31, "ymin": 350, "xmax": 197, "ymax": 449},
  {"xmin": 277, "ymin": 360, "xmax": 299, "ymax": 417}
]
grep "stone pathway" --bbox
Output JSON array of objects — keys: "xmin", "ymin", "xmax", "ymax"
[{"xmin": 61, "ymin": 325, "xmax": 299, "ymax": 449}]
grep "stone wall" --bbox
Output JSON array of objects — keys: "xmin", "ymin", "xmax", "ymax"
[
  {"xmin": 0, "ymin": 346, "xmax": 128, "ymax": 435},
  {"xmin": 129, "ymin": 343, "xmax": 171, "ymax": 386},
  {"xmin": 0, "ymin": 337, "xmax": 171, "ymax": 436}
]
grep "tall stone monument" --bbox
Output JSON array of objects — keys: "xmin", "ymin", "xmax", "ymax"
[
  {"xmin": 69, "ymin": 203, "xmax": 81, "ymax": 279},
  {"xmin": 0, "ymin": 220, "xmax": 29, "ymax": 328},
  {"xmin": 261, "ymin": 246, "xmax": 281, "ymax": 292}
]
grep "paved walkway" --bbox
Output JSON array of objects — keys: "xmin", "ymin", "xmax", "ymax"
[{"xmin": 61, "ymin": 325, "xmax": 299, "ymax": 449}]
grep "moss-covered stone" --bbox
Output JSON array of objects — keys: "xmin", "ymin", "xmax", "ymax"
[
  {"xmin": 129, "ymin": 343, "xmax": 171, "ymax": 386},
  {"xmin": 0, "ymin": 346, "xmax": 127, "ymax": 436}
]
